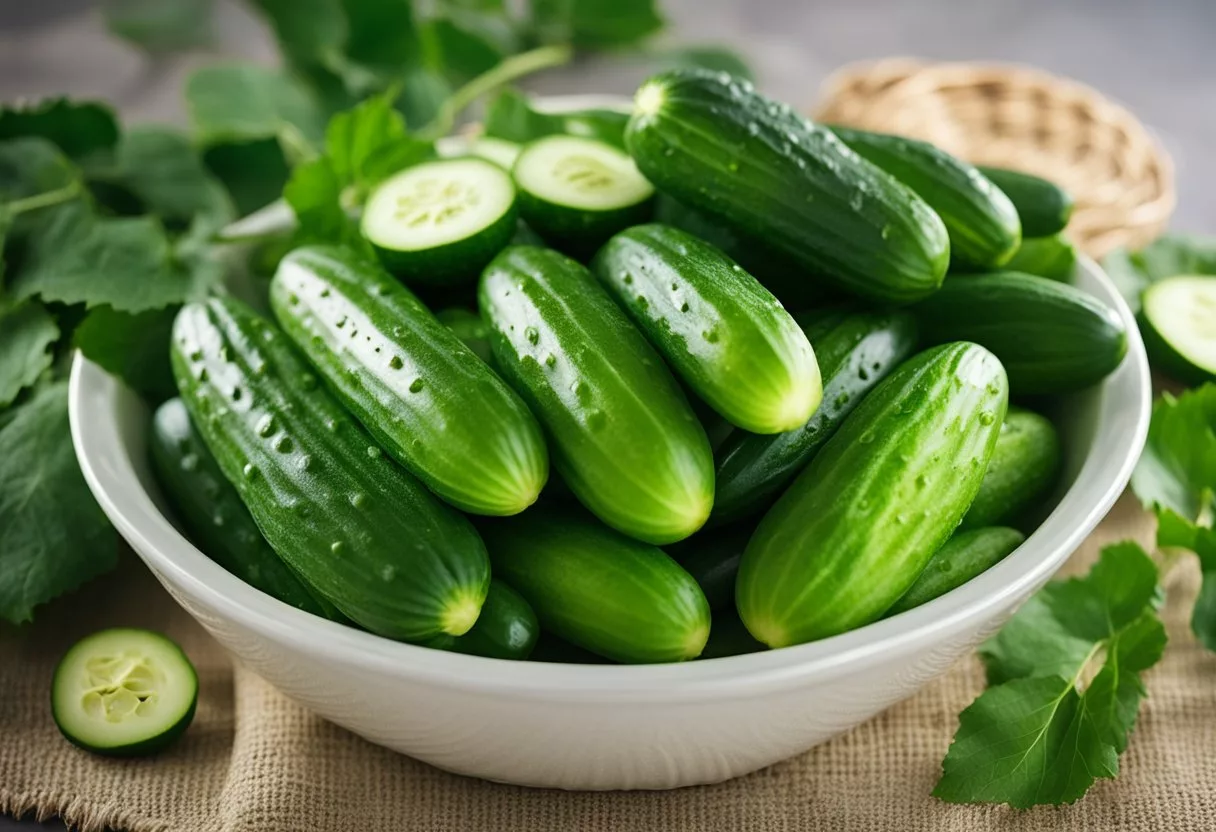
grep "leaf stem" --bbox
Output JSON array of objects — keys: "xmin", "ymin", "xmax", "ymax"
[
  {"xmin": 5, "ymin": 181, "xmax": 81, "ymax": 216},
  {"xmin": 417, "ymin": 44, "xmax": 575, "ymax": 141}
]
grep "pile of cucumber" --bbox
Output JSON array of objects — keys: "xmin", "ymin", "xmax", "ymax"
[{"xmin": 154, "ymin": 69, "xmax": 1125, "ymax": 664}]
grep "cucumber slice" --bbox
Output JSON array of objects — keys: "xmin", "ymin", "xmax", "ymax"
[
  {"xmin": 361, "ymin": 157, "xmax": 517, "ymax": 286},
  {"xmin": 512, "ymin": 135, "xmax": 655, "ymax": 254},
  {"xmin": 1142, "ymin": 275, "xmax": 1216, "ymax": 382},
  {"xmin": 52, "ymin": 628, "xmax": 198, "ymax": 757},
  {"xmin": 470, "ymin": 137, "xmax": 522, "ymax": 170}
]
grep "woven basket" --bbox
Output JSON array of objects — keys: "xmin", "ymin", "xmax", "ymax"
[{"xmin": 815, "ymin": 60, "xmax": 1176, "ymax": 257}]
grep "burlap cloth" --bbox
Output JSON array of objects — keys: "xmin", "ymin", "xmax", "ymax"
[{"xmin": 2, "ymin": 491, "xmax": 1214, "ymax": 831}]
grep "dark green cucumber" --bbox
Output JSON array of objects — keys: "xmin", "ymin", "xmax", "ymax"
[
  {"xmin": 1002, "ymin": 234, "xmax": 1076, "ymax": 281},
  {"xmin": 427, "ymin": 581, "xmax": 539, "ymax": 660},
  {"xmin": 435, "ymin": 306, "xmax": 495, "ymax": 365},
  {"xmin": 886, "ymin": 526, "xmax": 1026, "ymax": 615},
  {"xmin": 591, "ymin": 224, "xmax": 821, "ymax": 434},
  {"xmin": 738, "ymin": 342, "xmax": 1008, "ymax": 647},
  {"xmin": 977, "ymin": 166, "xmax": 1074, "ymax": 238},
  {"xmin": 528, "ymin": 633, "xmax": 612, "ymax": 664},
  {"xmin": 712, "ymin": 309, "xmax": 919, "ymax": 525},
  {"xmin": 700, "ymin": 610, "xmax": 766, "ymax": 659},
  {"xmin": 270, "ymin": 246, "xmax": 548, "ymax": 516},
  {"xmin": 479, "ymin": 245, "xmax": 714, "ymax": 545},
  {"xmin": 666, "ymin": 523, "xmax": 752, "ymax": 612},
  {"xmin": 912, "ymin": 271, "xmax": 1128, "ymax": 395},
  {"xmin": 829, "ymin": 125, "xmax": 1021, "ymax": 269},
  {"xmin": 626, "ymin": 69, "xmax": 950, "ymax": 303},
  {"xmin": 170, "ymin": 297, "xmax": 490, "ymax": 642},
  {"xmin": 149, "ymin": 398, "xmax": 341, "ymax": 620},
  {"xmin": 482, "ymin": 509, "xmax": 711, "ymax": 663},
  {"xmin": 962, "ymin": 407, "xmax": 1062, "ymax": 529}
]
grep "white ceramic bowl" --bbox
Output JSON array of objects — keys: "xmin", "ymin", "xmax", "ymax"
[{"xmin": 71, "ymin": 242, "xmax": 1149, "ymax": 789}]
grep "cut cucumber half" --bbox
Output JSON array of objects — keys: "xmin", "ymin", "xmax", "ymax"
[
  {"xmin": 512, "ymin": 134, "xmax": 655, "ymax": 254},
  {"xmin": 470, "ymin": 137, "xmax": 522, "ymax": 171},
  {"xmin": 52, "ymin": 628, "xmax": 198, "ymax": 757},
  {"xmin": 361, "ymin": 157, "xmax": 518, "ymax": 286},
  {"xmin": 1141, "ymin": 274, "xmax": 1216, "ymax": 383}
]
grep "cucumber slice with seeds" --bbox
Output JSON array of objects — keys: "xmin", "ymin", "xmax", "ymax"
[
  {"xmin": 1142, "ymin": 275, "xmax": 1216, "ymax": 383},
  {"xmin": 52, "ymin": 628, "xmax": 198, "ymax": 757},
  {"xmin": 512, "ymin": 135, "xmax": 654, "ymax": 254},
  {"xmin": 362, "ymin": 157, "xmax": 517, "ymax": 286}
]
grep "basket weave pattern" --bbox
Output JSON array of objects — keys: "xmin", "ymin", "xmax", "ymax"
[{"xmin": 815, "ymin": 59, "xmax": 1176, "ymax": 257}]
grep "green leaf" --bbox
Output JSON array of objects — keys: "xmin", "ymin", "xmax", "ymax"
[
  {"xmin": 1130, "ymin": 385, "xmax": 1216, "ymax": 524},
  {"xmin": 283, "ymin": 157, "xmax": 349, "ymax": 241},
  {"xmin": 74, "ymin": 305, "xmax": 178, "ymax": 402},
  {"xmin": 0, "ymin": 98, "xmax": 119, "ymax": 161},
  {"xmin": 202, "ymin": 139, "xmax": 292, "ymax": 217},
  {"xmin": 341, "ymin": 0, "xmax": 423, "ymax": 69},
  {"xmin": 186, "ymin": 64, "xmax": 326, "ymax": 146},
  {"xmin": 103, "ymin": 0, "xmax": 215, "ymax": 52},
  {"xmin": 531, "ymin": 0, "xmax": 663, "ymax": 48},
  {"xmin": 0, "ymin": 382, "xmax": 115, "ymax": 624},
  {"xmin": 101, "ymin": 127, "xmax": 235, "ymax": 227},
  {"xmin": 653, "ymin": 45, "xmax": 754, "ymax": 82},
  {"xmin": 483, "ymin": 88, "xmax": 628, "ymax": 148},
  {"xmin": 0, "ymin": 137, "xmax": 84, "ymax": 247},
  {"xmin": 246, "ymin": 0, "xmax": 347, "ymax": 67},
  {"xmin": 0, "ymin": 300, "xmax": 59, "ymax": 407},
  {"xmin": 1155, "ymin": 507, "xmax": 1216, "ymax": 651},
  {"xmin": 324, "ymin": 93, "xmax": 431, "ymax": 192},
  {"xmin": 936, "ymin": 542, "xmax": 1165, "ymax": 806},
  {"xmin": 428, "ymin": 12, "xmax": 520, "ymax": 82},
  {"xmin": 1103, "ymin": 234, "xmax": 1216, "ymax": 315}
]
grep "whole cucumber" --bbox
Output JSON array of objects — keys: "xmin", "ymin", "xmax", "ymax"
[
  {"xmin": 591, "ymin": 224, "xmax": 822, "ymax": 434},
  {"xmin": 171, "ymin": 297, "xmax": 490, "ymax": 642},
  {"xmin": 712, "ymin": 309, "xmax": 919, "ymax": 525},
  {"xmin": 737, "ymin": 342, "xmax": 1008, "ymax": 647},
  {"xmin": 962, "ymin": 407, "xmax": 1062, "ymax": 529},
  {"xmin": 911, "ymin": 271, "xmax": 1127, "ymax": 395},
  {"xmin": 1002, "ymin": 234, "xmax": 1077, "ymax": 281},
  {"xmin": 427, "ymin": 581, "xmax": 539, "ymax": 660},
  {"xmin": 666, "ymin": 523, "xmax": 753, "ymax": 612},
  {"xmin": 977, "ymin": 166, "xmax": 1074, "ymax": 238},
  {"xmin": 829, "ymin": 125, "xmax": 1021, "ymax": 269},
  {"xmin": 479, "ymin": 245, "xmax": 714, "ymax": 545},
  {"xmin": 626, "ymin": 69, "xmax": 950, "ymax": 303},
  {"xmin": 149, "ymin": 398, "xmax": 341, "ymax": 620},
  {"xmin": 482, "ymin": 510, "xmax": 711, "ymax": 663},
  {"xmin": 270, "ymin": 246, "xmax": 548, "ymax": 516},
  {"xmin": 886, "ymin": 526, "xmax": 1026, "ymax": 615}
]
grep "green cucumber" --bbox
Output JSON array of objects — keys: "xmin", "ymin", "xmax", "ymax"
[
  {"xmin": 962, "ymin": 406, "xmax": 1062, "ymax": 529},
  {"xmin": 738, "ymin": 342, "xmax": 1008, "ymax": 647},
  {"xmin": 700, "ymin": 611, "xmax": 766, "ymax": 659},
  {"xmin": 52, "ymin": 629, "xmax": 197, "ymax": 757},
  {"xmin": 528, "ymin": 633, "xmax": 611, "ymax": 664},
  {"xmin": 361, "ymin": 157, "xmax": 517, "ymax": 285},
  {"xmin": 1003, "ymin": 234, "xmax": 1077, "ymax": 281},
  {"xmin": 830, "ymin": 125, "xmax": 1021, "ymax": 269},
  {"xmin": 1140, "ymin": 275, "xmax": 1216, "ymax": 384},
  {"xmin": 479, "ymin": 245, "xmax": 714, "ymax": 545},
  {"xmin": 427, "ymin": 581, "xmax": 539, "ymax": 660},
  {"xmin": 435, "ymin": 306, "xmax": 495, "ymax": 365},
  {"xmin": 512, "ymin": 135, "xmax": 655, "ymax": 254},
  {"xmin": 270, "ymin": 246, "xmax": 547, "ymax": 516},
  {"xmin": 977, "ymin": 166, "xmax": 1074, "ymax": 238},
  {"xmin": 886, "ymin": 527, "xmax": 1026, "ymax": 615},
  {"xmin": 666, "ymin": 523, "xmax": 752, "ymax": 612},
  {"xmin": 591, "ymin": 224, "xmax": 821, "ymax": 434},
  {"xmin": 712, "ymin": 309, "xmax": 919, "ymax": 525},
  {"xmin": 626, "ymin": 69, "xmax": 950, "ymax": 303},
  {"xmin": 482, "ymin": 510, "xmax": 711, "ymax": 663},
  {"xmin": 912, "ymin": 271, "xmax": 1128, "ymax": 394},
  {"xmin": 171, "ymin": 297, "xmax": 490, "ymax": 642},
  {"xmin": 149, "ymin": 398, "xmax": 341, "ymax": 620}
]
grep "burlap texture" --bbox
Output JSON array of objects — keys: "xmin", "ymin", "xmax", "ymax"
[{"xmin": 2, "ymin": 491, "xmax": 1214, "ymax": 831}]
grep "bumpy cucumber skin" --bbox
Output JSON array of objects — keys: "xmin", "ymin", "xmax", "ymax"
[
  {"xmin": 738, "ymin": 342, "xmax": 1008, "ymax": 648},
  {"xmin": 961, "ymin": 406, "xmax": 1062, "ymax": 529},
  {"xmin": 170, "ymin": 297, "xmax": 491, "ymax": 642},
  {"xmin": 479, "ymin": 245, "xmax": 714, "ymax": 545},
  {"xmin": 591, "ymin": 224, "xmax": 821, "ymax": 434},
  {"xmin": 712, "ymin": 310, "xmax": 919, "ymax": 525},
  {"xmin": 270, "ymin": 246, "xmax": 547, "ymax": 516},
  {"xmin": 149, "ymin": 399, "xmax": 342, "ymax": 620},
  {"xmin": 666, "ymin": 522, "xmax": 752, "ymax": 611},
  {"xmin": 435, "ymin": 306, "xmax": 496, "ymax": 365},
  {"xmin": 626, "ymin": 69, "xmax": 950, "ymax": 304},
  {"xmin": 482, "ymin": 510, "xmax": 711, "ymax": 664},
  {"xmin": 977, "ymin": 166, "xmax": 1074, "ymax": 238},
  {"xmin": 427, "ymin": 582, "xmax": 539, "ymax": 660},
  {"xmin": 830, "ymin": 126, "xmax": 1021, "ymax": 269},
  {"xmin": 886, "ymin": 526, "xmax": 1026, "ymax": 615},
  {"xmin": 700, "ymin": 610, "xmax": 766, "ymax": 659},
  {"xmin": 912, "ymin": 271, "xmax": 1128, "ymax": 395},
  {"xmin": 1002, "ymin": 234, "xmax": 1077, "ymax": 281}
]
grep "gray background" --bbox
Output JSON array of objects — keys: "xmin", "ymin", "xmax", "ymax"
[{"xmin": 2, "ymin": 0, "xmax": 1213, "ymax": 828}]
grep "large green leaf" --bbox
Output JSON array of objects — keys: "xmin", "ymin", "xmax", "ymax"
[
  {"xmin": 103, "ymin": 0, "xmax": 215, "ymax": 52},
  {"xmin": 186, "ymin": 64, "xmax": 326, "ymax": 146},
  {"xmin": 0, "ymin": 98, "xmax": 119, "ymax": 161},
  {"xmin": 0, "ymin": 300, "xmax": 59, "ymax": 407}
]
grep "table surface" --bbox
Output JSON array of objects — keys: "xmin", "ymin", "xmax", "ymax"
[{"xmin": 3, "ymin": 0, "xmax": 1214, "ymax": 828}]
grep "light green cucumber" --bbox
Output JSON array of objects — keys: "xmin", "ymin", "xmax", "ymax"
[
  {"xmin": 962, "ymin": 406, "xmax": 1062, "ymax": 529},
  {"xmin": 887, "ymin": 527, "xmax": 1026, "ymax": 615}
]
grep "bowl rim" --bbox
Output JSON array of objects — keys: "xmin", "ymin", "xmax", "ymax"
[{"xmin": 70, "ymin": 205, "xmax": 1151, "ymax": 702}]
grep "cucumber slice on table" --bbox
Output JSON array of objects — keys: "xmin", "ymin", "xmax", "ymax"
[
  {"xmin": 52, "ymin": 629, "xmax": 198, "ymax": 757},
  {"xmin": 361, "ymin": 157, "xmax": 517, "ymax": 285},
  {"xmin": 1141, "ymin": 274, "xmax": 1216, "ymax": 382},
  {"xmin": 512, "ymin": 135, "xmax": 654, "ymax": 253}
]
